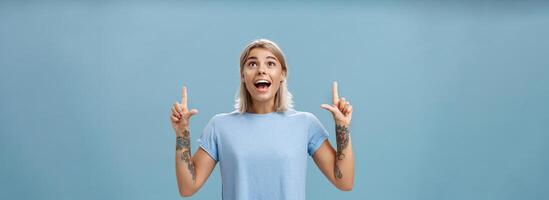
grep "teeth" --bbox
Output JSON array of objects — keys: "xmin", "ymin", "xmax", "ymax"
[{"xmin": 255, "ymin": 80, "xmax": 270, "ymax": 84}]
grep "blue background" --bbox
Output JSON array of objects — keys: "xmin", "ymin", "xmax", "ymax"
[{"xmin": 1, "ymin": 1, "xmax": 548, "ymax": 199}]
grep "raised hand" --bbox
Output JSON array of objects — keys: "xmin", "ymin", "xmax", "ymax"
[
  {"xmin": 320, "ymin": 81, "xmax": 353, "ymax": 126},
  {"xmin": 170, "ymin": 86, "xmax": 199, "ymax": 135}
]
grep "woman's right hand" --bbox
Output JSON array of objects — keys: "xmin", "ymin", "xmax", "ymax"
[{"xmin": 170, "ymin": 86, "xmax": 199, "ymax": 135}]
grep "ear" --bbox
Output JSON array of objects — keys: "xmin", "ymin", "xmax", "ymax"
[
  {"xmin": 241, "ymin": 72, "xmax": 245, "ymax": 83},
  {"xmin": 281, "ymin": 70, "xmax": 287, "ymax": 82}
]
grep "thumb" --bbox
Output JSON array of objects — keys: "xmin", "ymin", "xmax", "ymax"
[
  {"xmin": 188, "ymin": 109, "xmax": 199, "ymax": 117},
  {"xmin": 320, "ymin": 104, "xmax": 339, "ymax": 114}
]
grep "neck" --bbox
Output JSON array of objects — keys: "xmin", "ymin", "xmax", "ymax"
[{"xmin": 250, "ymin": 99, "xmax": 275, "ymax": 114}]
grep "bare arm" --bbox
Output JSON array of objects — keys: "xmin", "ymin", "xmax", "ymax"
[
  {"xmin": 313, "ymin": 127, "xmax": 354, "ymax": 191},
  {"xmin": 317, "ymin": 81, "xmax": 355, "ymax": 190},
  {"xmin": 174, "ymin": 129, "xmax": 216, "ymax": 196},
  {"xmin": 171, "ymin": 86, "xmax": 217, "ymax": 197}
]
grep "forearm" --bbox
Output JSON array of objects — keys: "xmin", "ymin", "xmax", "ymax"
[
  {"xmin": 334, "ymin": 124, "xmax": 355, "ymax": 190},
  {"xmin": 175, "ymin": 128, "xmax": 197, "ymax": 196}
]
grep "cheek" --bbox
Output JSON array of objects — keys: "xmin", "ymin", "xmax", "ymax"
[
  {"xmin": 270, "ymin": 70, "xmax": 284, "ymax": 81},
  {"xmin": 242, "ymin": 71, "xmax": 253, "ymax": 82}
]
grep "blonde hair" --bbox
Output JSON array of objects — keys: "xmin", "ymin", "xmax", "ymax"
[{"xmin": 235, "ymin": 39, "xmax": 294, "ymax": 113}]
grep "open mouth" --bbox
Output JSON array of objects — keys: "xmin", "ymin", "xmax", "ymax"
[{"xmin": 254, "ymin": 79, "xmax": 271, "ymax": 90}]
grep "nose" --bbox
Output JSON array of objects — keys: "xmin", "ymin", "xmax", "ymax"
[{"xmin": 257, "ymin": 63, "xmax": 267, "ymax": 75}]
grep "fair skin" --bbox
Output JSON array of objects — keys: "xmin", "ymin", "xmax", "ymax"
[
  {"xmin": 241, "ymin": 48, "xmax": 286, "ymax": 114},
  {"xmin": 170, "ymin": 48, "xmax": 355, "ymax": 197}
]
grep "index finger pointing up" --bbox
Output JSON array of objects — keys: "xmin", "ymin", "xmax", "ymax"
[
  {"xmin": 181, "ymin": 86, "xmax": 188, "ymax": 108},
  {"xmin": 332, "ymin": 81, "xmax": 339, "ymax": 105}
]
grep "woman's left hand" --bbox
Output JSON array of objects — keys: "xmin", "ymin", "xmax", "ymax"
[{"xmin": 321, "ymin": 81, "xmax": 353, "ymax": 126}]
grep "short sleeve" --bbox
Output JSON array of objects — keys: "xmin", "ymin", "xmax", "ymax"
[
  {"xmin": 307, "ymin": 113, "xmax": 329, "ymax": 157},
  {"xmin": 197, "ymin": 116, "xmax": 219, "ymax": 162}
]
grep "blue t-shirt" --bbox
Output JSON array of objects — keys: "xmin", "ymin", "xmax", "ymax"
[{"xmin": 197, "ymin": 109, "xmax": 329, "ymax": 200}]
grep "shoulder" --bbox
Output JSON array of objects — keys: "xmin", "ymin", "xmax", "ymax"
[
  {"xmin": 284, "ymin": 109, "xmax": 318, "ymax": 122},
  {"xmin": 208, "ymin": 110, "xmax": 241, "ymax": 122}
]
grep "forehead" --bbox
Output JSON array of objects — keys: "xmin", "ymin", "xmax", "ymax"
[{"xmin": 247, "ymin": 48, "xmax": 277, "ymax": 60}]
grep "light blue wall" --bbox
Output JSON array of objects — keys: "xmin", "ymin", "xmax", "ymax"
[{"xmin": 1, "ymin": 1, "xmax": 548, "ymax": 199}]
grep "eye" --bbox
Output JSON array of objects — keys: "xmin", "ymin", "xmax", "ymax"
[
  {"xmin": 267, "ymin": 61, "xmax": 276, "ymax": 67},
  {"xmin": 247, "ymin": 62, "xmax": 257, "ymax": 68}
]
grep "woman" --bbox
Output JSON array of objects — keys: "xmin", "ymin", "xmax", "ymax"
[{"xmin": 170, "ymin": 39, "xmax": 354, "ymax": 199}]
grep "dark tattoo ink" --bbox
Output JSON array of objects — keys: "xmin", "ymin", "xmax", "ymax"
[
  {"xmin": 176, "ymin": 136, "xmax": 185, "ymax": 150},
  {"xmin": 181, "ymin": 149, "xmax": 196, "ymax": 181},
  {"xmin": 176, "ymin": 130, "xmax": 190, "ymax": 150},
  {"xmin": 336, "ymin": 124, "xmax": 350, "ymax": 161},
  {"xmin": 176, "ymin": 129, "xmax": 196, "ymax": 181},
  {"xmin": 335, "ymin": 164, "xmax": 343, "ymax": 179}
]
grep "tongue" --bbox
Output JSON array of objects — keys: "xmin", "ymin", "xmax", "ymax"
[{"xmin": 258, "ymin": 84, "xmax": 268, "ymax": 89}]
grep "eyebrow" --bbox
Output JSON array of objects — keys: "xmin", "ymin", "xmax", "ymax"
[
  {"xmin": 246, "ymin": 56, "xmax": 278, "ymax": 62},
  {"xmin": 266, "ymin": 56, "xmax": 278, "ymax": 61}
]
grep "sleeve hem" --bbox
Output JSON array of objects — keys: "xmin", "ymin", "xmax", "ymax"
[
  {"xmin": 199, "ymin": 145, "xmax": 218, "ymax": 162},
  {"xmin": 309, "ymin": 137, "xmax": 328, "ymax": 157}
]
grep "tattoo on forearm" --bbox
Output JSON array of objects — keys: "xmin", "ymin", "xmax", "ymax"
[
  {"xmin": 176, "ymin": 130, "xmax": 190, "ymax": 150},
  {"xmin": 336, "ymin": 124, "xmax": 350, "ymax": 161},
  {"xmin": 176, "ymin": 129, "xmax": 196, "ymax": 181},
  {"xmin": 334, "ymin": 125, "xmax": 350, "ymax": 180},
  {"xmin": 334, "ymin": 164, "xmax": 343, "ymax": 179},
  {"xmin": 181, "ymin": 149, "xmax": 196, "ymax": 181}
]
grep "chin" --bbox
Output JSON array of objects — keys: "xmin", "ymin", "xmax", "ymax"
[{"xmin": 251, "ymin": 93, "xmax": 274, "ymax": 102}]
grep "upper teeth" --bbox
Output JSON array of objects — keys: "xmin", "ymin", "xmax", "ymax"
[{"xmin": 255, "ymin": 80, "xmax": 270, "ymax": 84}]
